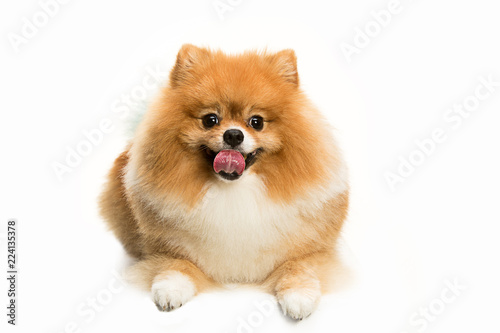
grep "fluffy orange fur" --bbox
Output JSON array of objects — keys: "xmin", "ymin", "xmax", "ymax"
[{"xmin": 99, "ymin": 44, "xmax": 349, "ymax": 319}]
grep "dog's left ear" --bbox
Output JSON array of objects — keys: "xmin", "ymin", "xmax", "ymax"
[
  {"xmin": 170, "ymin": 44, "xmax": 209, "ymax": 87},
  {"xmin": 269, "ymin": 49, "xmax": 299, "ymax": 86}
]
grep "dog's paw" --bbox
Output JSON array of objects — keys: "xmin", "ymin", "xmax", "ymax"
[
  {"xmin": 277, "ymin": 286, "xmax": 321, "ymax": 320},
  {"xmin": 151, "ymin": 271, "xmax": 196, "ymax": 312}
]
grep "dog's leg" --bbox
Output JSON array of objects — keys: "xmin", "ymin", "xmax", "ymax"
[
  {"xmin": 264, "ymin": 252, "xmax": 335, "ymax": 320},
  {"xmin": 128, "ymin": 256, "xmax": 216, "ymax": 312}
]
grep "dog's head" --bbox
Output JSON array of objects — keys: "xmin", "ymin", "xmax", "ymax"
[{"xmin": 131, "ymin": 45, "xmax": 339, "ymax": 205}]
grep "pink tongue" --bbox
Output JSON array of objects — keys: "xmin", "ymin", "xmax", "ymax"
[{"xmin": 213, "ymin": 150, "xmax": 245, "ymax": 175}]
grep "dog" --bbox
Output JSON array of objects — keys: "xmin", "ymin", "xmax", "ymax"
[{"xmin": 99, "ymin": 44, "xmax": 349, "ymax": 320}]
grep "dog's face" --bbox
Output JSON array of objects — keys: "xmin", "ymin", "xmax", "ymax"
[
  {"xmin": 188, "ymin": 105, "xmax": 274, "ymax": 181},
  {"xmin": 133, "ymin": 45, "xmax": 338, "ymax": 205},
  {"xmin": 166, "ymin": 44, "xmax": 302, "ymax": 182}
]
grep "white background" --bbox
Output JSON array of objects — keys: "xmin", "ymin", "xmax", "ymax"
[{"xmin": 1, "ymin": 0, "xmax": 499, "ymax": 332}]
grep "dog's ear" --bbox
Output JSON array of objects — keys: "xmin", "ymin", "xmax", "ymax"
[
  {"xmin": 269, "ymin": 49, "xmax": 299, "ymax": 86},
  {"xmin": 170, "ymin": 44, "xmax": 209, "ymax": 87}
]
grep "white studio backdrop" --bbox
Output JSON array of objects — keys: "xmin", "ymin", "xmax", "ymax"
[{"xmin": 1, "ymin": 0, "xmax": 499, "ymax": 332}]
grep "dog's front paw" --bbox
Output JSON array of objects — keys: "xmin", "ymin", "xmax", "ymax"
[
  {"xmin": 277, "ymin": 285, "xmax": 321, "ymax": 320},
  {"xmin": 151, "ymin": 271, "xmax": 196, "ymax": 312}
]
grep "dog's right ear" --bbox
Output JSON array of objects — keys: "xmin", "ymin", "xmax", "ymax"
[{"xmin": 170, "ymin": 44, "xmax": 209, "ymax": 88}]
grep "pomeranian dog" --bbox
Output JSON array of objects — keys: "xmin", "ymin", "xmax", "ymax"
[{"xmin": 99, "ymin": 44, "xmax": 349, "ymax": 320}]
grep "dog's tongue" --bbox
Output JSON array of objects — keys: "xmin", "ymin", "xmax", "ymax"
[{"xmin": 213, "ymin": 149, "xmax": 245, "ymax": 175}]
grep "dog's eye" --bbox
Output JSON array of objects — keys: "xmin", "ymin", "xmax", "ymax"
[
  {"xmin": 248, "ymin": 116, "xmax": 264, "ymax": 130},
  {"xmin": 202, "ymin": 114, "xmax": 219, "ymax": 128}
]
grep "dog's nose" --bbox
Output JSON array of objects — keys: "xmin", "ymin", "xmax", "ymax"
[{"xmin": 223, "ymin": 129, "xmax": 244, "ymax": 147}]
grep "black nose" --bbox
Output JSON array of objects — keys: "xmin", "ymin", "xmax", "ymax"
[{"xmin": 223, "ymin": 129, "xmax": 244, "ymax": 147}]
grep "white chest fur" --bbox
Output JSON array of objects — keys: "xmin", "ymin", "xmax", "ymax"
[
  {"xmin": 149, "ymin": 172, "xmax": 346, "ymax": 283},
  {"xmin": 157, "ymin": 173, "xmax": 300, "ymax": 282}
]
